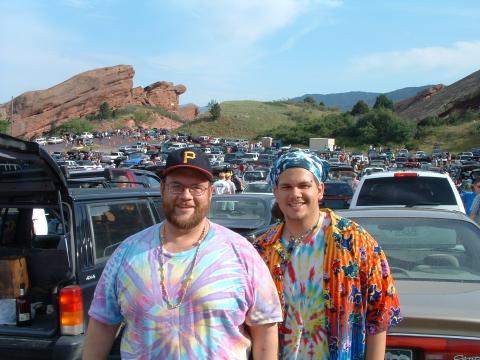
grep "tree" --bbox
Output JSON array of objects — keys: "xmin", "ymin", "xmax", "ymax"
[
  {"xmin": 99, "ymin": 101, "xmax": 112, "ymax": 120},
  {"xmin": 373, "ymin": 94, "xmax": 394, "ymax": 110},
  {"xmin": 351, "ymin": 100, "xmax": 369, "ymax": 115},
  {"xmin": 208, "ymin": 100, "xmax": 221, "ymax": 121},
  {"xmin": 355, "ymin": 109, "xmax": 414, "ymax": 145},
  {"xmin": 0, "ymin": 120, "xmax": 8, "ymax": 134},
  {"xmin": 303, "ymin": 96, "xmax": 317, "ymax": 105},
  {"xmin": 49, "ymin": 121, "xmax": 58, "ymax": 136}
]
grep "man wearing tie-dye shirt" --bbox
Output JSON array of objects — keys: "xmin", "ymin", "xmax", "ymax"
[
  {"xmin": 83, "ymin": 148, "xmax": 282, "ymax": 359},
  {"xmin": 255, "ymin": 150, "xmax": 402, "ymax": 359}
]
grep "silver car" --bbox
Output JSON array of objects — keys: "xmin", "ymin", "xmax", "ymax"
[{"xmin": 337, "ymin": 208, "xmax": 480, "ymax": 358}]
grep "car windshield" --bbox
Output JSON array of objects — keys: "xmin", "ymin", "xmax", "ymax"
[
  {"xmin": 357, "ymin": 177, "xmax": 457, "ymax": 206},
  {"xmin": 208, "ymin": 198, "xmax": 268, "ymax": 229},
  {"xmin": 244, "ymin": 171, "xmax": 267, "ymax": 182},
  {"xmin": 324, "ymin": 181, "xmax": 353, "ymax": 196},
  {"xmin": 349, "ymin": 217, "xmax": 480, "ymax": 282},
  {"xmin": 244, "ymin": 183, "xmax": 272, "ymax": 193}
]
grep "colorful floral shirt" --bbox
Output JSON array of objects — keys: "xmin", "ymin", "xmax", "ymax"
[
  {"xmin": 254, "ymin": 209, "xmax": 402, "ymax": 359},
  {"xmin": 89, "ymin": 222, "xmax": 283, "ymax": 359}
]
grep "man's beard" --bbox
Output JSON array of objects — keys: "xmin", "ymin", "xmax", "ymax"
[{"xmin": 162, "ymin": 200, "xmax": 210, "ymax": 230}]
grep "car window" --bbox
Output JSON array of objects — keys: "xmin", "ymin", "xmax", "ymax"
[
  {"xmin": 208, "ymin": 198, "xmax": 268, "ymax": 228},
  {"xmin": 89, "ymin": 200, "xmax": 156, "ymax": 262},
  {"xmin": 143, "ymin": 174, "xmax": 161, "ymax": 188},
  {"xmin": 244, "ymin": 183, "xmax": 272, "ymax": 193},
  {"xmin": 350, "ymin": 217, "xmax": 480, "ymax": 282},
  {"xmin": 357, "ymin": 177, "xmax": 457, "ymax": 206},
  {"xmin": 324, "ymin": 182, "xmax": 353, "ymax": 196},
  {"xmin": 0, "ymin": 207, "xmax": 68, "ymax": 248},
  {"xmin": 243, "ymin": 171, "xmax": 267, "ymax": 182}
]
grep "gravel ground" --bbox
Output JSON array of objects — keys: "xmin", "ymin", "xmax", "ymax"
[{"xmin": 43, "ymin": 136, "xmax": 151, "ymax": 154}]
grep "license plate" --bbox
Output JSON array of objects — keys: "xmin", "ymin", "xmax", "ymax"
[{"xmin": 385, "ymin": 348, "xmax": 413, "ymax": 360}]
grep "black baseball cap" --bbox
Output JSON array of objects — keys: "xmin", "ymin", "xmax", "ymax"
[{"xmin": 163, "ymin": 148, "xmax": 213, "ymax": 180}]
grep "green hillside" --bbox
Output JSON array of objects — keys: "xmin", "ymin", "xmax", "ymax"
[
  {"xmin": 178, "ymin": 100, "xmax": 480, "ymax": 153},
  {"xmin": 179, "ymin": 100, "xmax": 333, "ymax": 139},
  {"xmin": 418, "ymin": 121, "xmax": 480, "ymax": 153}
]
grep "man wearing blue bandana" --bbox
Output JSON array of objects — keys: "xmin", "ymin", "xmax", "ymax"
[{"xmin": 254, "ymin": 150, "xmax": 402, "ymax": 359}]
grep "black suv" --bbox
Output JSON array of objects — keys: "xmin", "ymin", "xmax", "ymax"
[{"xmin": 0, "ymin": 134, "xmax": 164, "ymax": 359}]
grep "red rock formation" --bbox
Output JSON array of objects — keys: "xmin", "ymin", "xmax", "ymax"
[
  {"xmin": 396, "ymin": 69, "xmax": 480, "ymax": 121},
  {"xmin": 394, "ymin": 85, "xmax": 445, "ymax": 113},
  {"xmin": 179, "ymin": 104, "xmax": 200, "ymax": 121},
  {"xmin": 0, "ymin": 65, "xmax": 198, "ymax": 138}
]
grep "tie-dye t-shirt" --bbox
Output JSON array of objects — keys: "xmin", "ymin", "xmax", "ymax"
[
  {"xmin": 255, "ymin": 209, "xmax": 402, "ymax": 359},
  {"xmin": 89, "ymin": 221, "xmax": 283, "ymax": 360}
]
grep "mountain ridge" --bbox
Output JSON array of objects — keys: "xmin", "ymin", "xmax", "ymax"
[{"xmin": 291, "ymin": 85, "xmax": 433, "ymax": 111}]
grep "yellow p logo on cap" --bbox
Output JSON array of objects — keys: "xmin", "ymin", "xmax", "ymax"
[{"xmin": 183, "ymin": 151, "xmax": 196, "ymax": 164}]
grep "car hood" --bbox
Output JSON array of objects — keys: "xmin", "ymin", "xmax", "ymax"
[
  {"xmin": 0, "ymin": 134, "xmax": 68, "ymax": 206},
  {"xmin": 391, "ymin": 280, "xmax": 480, "ymax": 337}
]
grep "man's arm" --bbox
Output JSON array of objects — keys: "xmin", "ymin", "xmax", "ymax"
[
  {"xmin": 82, "ymin": 318, "xmax": 120, "ymax": 360},
  {"xmin": 249, "ymin": 323, "xmax": 278, "ymax": 360},
  {"xmin": 366, "ymin": 331, "xmax": 386, "ymax": 360}
]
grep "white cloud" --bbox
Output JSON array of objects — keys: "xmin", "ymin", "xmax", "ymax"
[
  {"xmin": 172, "ymin": 0, "xmax": 341, "ymax": 45},
  {"xmin": 350, "ymin": 40, "xmax": 480, "ymax": 75}
]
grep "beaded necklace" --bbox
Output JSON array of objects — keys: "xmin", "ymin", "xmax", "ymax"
[
  {"xmin": 277, "ymin": 214, "xmax": 323, "ymax": 273},
  {"xmin": 158, "ymin": 224, "xmax": 206, "ymax": 310}
]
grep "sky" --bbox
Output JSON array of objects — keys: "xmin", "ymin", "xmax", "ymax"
[{"xmin": 1, "ymin": 0, "xmax": 480, "ymax": 106}]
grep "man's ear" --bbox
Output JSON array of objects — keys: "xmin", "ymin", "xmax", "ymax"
[{"xmin": 317, "ymin": 182, "xmax": 325, "ymax": 200}]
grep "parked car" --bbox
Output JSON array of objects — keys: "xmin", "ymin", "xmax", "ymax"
[
  {"xmin": 207, "ymin": 194, "xmax": 277, "ymax": 240},
  {"xmin": 79, "ymin": 132, "xmax": 93, "ymax": 139},
  {"xmin": 359, "ymin": 166, "xmax": 386, "ymax": 178},
  {"xmin": 337, "ymin": 208, "xmax": 480, "ymax": 357},
  {"xmin": 350, "ymin": 170, "xmax": 466, "ymax": 213},
  {"xmin": 243, "ymin": 170, "xmax": 269, "ymax": 183},
  {"xmin": 243, "ymin": 181, "xmax": 273, "ymax": 194},
  {"xmin": 66, "ymin": 167, "xmax": 161, "ymax": 189},
  {"xmin": 100, "ymin": 151, "xmax": 126, "ymax": 164},
  {"xmin": 0, "ymin": 133, "xmax": 164, "ymax": 359},
  {"xmin": 47, "ymin": 136, "xmax": 64, "ymax": 144},
  {"xmin": 34, "ymin": 137, "xmax": 47, "ymax": 146},
  {"xmin": 74, "ymin": 160, "xmax": 102, "ymax": 171},
  {"xmin": 320, "ymin": 180, "xmax": 353, "ymax": 209}
]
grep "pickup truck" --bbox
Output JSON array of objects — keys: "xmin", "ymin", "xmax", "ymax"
[
  {"xmin": 100, "ymin": 151, "xmax": 126, "ymax": 164},
  {"xmin": 0, "ymin": 134, "xmax": 164, "ymax": 359}
]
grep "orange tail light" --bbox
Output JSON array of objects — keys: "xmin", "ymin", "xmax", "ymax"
[{"xmin": 59, "ymin": 285, "xmax": 84, "ymax": 335}]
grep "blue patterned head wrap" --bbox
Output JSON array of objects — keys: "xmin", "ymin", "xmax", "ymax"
[{"xmin": 268, "ymin": 150, "xmax": 330, "ymax": 187}]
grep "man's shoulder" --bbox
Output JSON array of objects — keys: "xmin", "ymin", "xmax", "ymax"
[
  {"xmin": 115, "ymin": 223, "xmax": 160, "ymax": 258},
  {"xmin": 253, "ymin": 222, "xmax": 283, "ymax": 252},
  {"xmin": 325, "ymin": 209, "xmax": 377, "ymax": 248},
  {"xmin": 208, "ymin": 222, "xmax": 260, "ymax": 253},
  {"xmin": 209, "ymin": 222, "xmax": 248, "ymax": 242}
]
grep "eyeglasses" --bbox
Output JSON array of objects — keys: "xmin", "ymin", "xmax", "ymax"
[{"xmin": 165, "ymin": 183, "xmax": 209, "ymax": 196}]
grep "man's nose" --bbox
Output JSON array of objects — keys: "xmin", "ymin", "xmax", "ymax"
[
  {"xmin": 179, "ymin": 186, "xmax": 194, "ymax": 198},
  {"xmin": 291, "ymin": 186, "xmax": 302, "ymax": 197}
]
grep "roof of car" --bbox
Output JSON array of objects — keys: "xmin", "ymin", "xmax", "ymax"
[
  {"xmin": 337, "ymin": 207, "xmax": 469, "ymax": 221},
  {"xmin": 68, "ymin": 187, "xmax": 160, "ymax": 200},
  {"xmin": 361, "ymin": 169, "xmax": 450, "ymax": 179}
]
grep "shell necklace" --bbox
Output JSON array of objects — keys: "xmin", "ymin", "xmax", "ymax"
[{"xmin": 158, "ymin": 224, "xmax": 207, "ymax": 310}]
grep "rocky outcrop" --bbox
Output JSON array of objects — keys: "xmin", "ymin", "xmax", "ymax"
[
  {"xmin": 395, "ymin": 69, "xmax": 480, "ymax": 121},
  {"xmin": 394, "ymin": 85, "xmax": 445, "ymax": 113},
  {"xmin": 179, "ymin": 103, "xmax": 200, "ymax": 121},
  {"xmin": 0, "ymin": 65, "xmax": 198, "ymax": 138}
]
